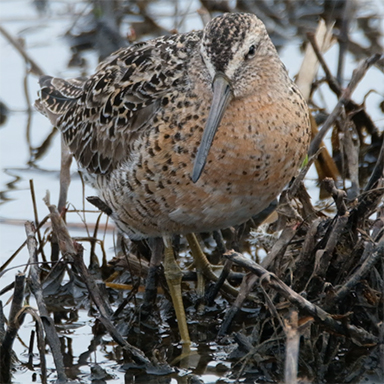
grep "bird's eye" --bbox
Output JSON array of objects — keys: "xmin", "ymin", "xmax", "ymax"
[{"xmin": 245, "ymin": 45, "xmax": 257, "ymax": 59}]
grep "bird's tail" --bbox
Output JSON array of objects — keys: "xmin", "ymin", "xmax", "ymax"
[{"xmin": 34, "ymin": 75, "xmax": 86, "ymax": 126}]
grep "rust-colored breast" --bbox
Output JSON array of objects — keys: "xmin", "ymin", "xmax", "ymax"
[{"xmin": 98, "ymin": 84, "xmax": 310, "ymax": 239}]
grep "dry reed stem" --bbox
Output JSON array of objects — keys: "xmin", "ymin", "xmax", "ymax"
[
  {"xmin": 25, "ymin": 222, "xmax": 67, "ymax": 382},
  {"xmin": 225, "ymin": 250, "xmax": 378, "ymax": 346},
  {"xmin": 309, "ymin": 53, "xmax": 383, "ymax": 156},
  {"xmin": 0, "ymin": 274, "xmax": 25, "ymax": 383}
]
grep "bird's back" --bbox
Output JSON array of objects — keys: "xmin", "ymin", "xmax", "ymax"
[{"xmin": 35, "ymin": 30, "xmax": 203, "ymax": 175}]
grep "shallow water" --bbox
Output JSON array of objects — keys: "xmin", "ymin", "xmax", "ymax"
[{"xmin": 1, "ymin": 1, "xmax": 383, "ymax": 383}]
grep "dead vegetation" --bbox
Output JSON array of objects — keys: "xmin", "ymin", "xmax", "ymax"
[{"xmin": 0, "ymin": 1, "xmax": 383, "ymax": 383}]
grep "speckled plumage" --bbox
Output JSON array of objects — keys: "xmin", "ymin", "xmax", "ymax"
[{"xmin": 36, "ymin": 13, "xmax": 310, "ymax": 240}]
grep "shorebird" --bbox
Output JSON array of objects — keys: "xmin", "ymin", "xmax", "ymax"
[{"xmin": 35, "ymin": 12, "xmax": 310, "ymax": 344}]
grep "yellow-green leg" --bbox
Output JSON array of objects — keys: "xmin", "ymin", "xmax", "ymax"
[
  {"xmin": 141, "ymin": 238, "xmax": 163, "ymax": 314},
  {"xmin": 186, "ymin": 233, "xmax": 240, "ymax": 298},
  {"xmin": 185, "ymin": 233, "xmax": 210, "ymax": 302},
  {"xmin": 163, "ymin": 236, "xmax": 191, "ymax": 345}
]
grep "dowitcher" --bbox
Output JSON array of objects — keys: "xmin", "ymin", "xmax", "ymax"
[{"xmin": 35, "ymin": 13, "xmax": 310, "ymax": 344}]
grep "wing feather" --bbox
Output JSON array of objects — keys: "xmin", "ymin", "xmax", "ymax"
[{"xmin": 35, "ymin": 31, "xmax": 202, "ymax": 174}]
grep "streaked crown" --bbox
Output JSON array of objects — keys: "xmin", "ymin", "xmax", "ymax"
[{"xmin": 199, "ymin": 13, "xmax": 280, "ymax": 97}]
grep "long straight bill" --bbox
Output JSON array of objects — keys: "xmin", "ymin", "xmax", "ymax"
[{"xmin": 191, "ymin": 74, "xmax": 232, "ymax": 183}]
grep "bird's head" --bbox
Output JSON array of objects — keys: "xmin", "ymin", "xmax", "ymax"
[{"xmin": 192, "ymin": 13, "xmax": 278, "ymax": 182}]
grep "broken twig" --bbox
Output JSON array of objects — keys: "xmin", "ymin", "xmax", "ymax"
[{"xmin": 225, "ymin": 250, "xmax": 378, "ymax": 346}]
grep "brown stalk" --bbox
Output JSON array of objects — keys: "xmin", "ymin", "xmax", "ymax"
[
  {"xmin": 225, "ymin": 250, "xmax": 378, "ymax": 346},
  {"xmin": 309, "ymin": 54, "xmax": 382, "ymax": 157}
]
